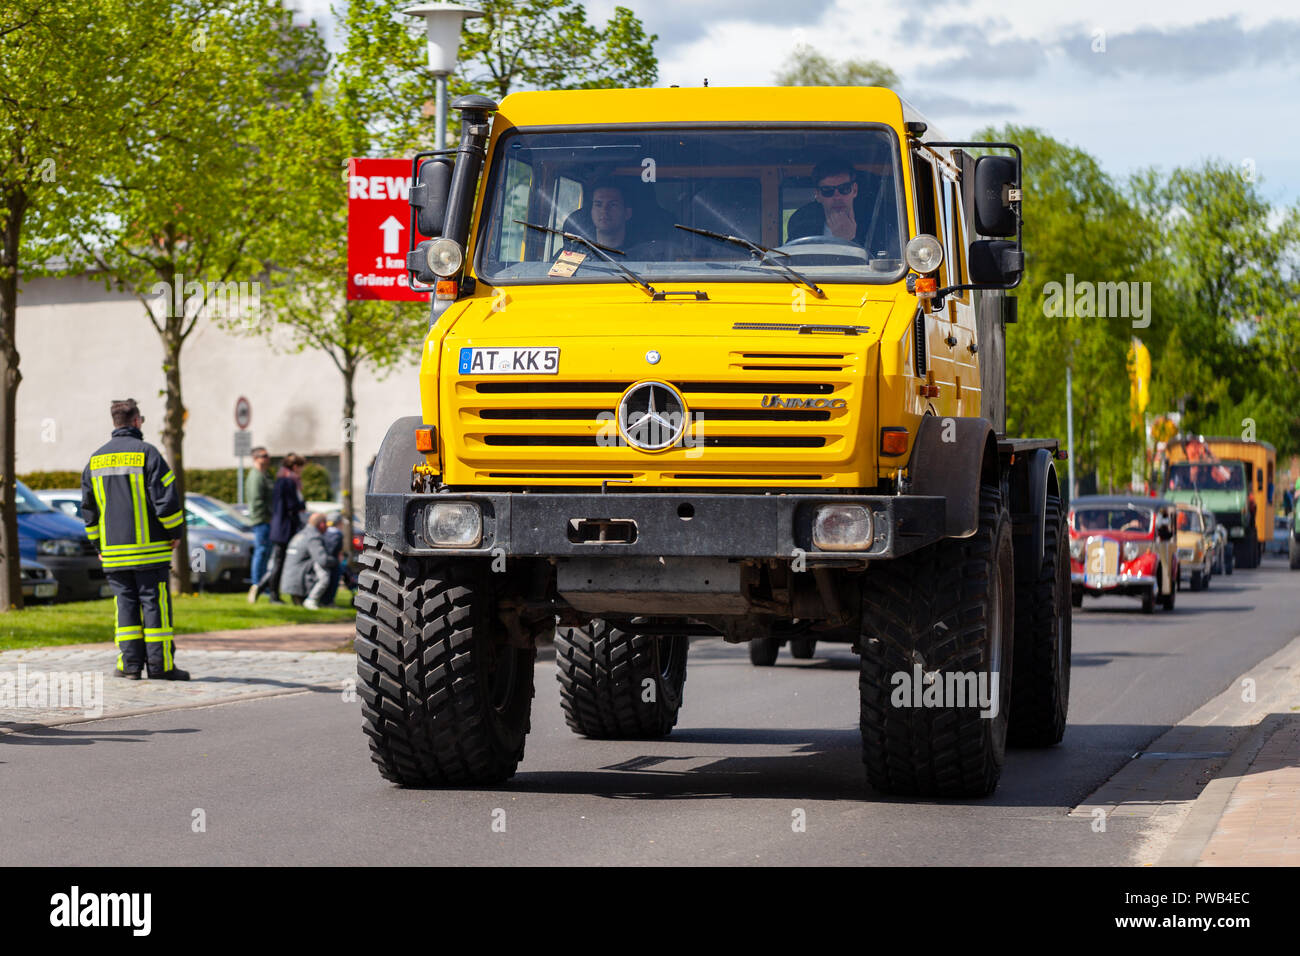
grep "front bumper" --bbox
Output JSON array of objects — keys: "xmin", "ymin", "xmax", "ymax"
[
  {"xmin": 365, "ymin": 492, "xmax": 949, "ymax": 561},
  {"xmin": 1071, "ymin": 572, "xmax": 1156, "ymax": 593}
]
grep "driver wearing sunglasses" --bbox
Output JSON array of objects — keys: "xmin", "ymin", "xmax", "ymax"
[{"xmin": 786, "ymin": 155, "xmax": 868, "ymax": 245}]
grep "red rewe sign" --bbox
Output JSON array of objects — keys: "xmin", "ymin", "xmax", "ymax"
[{"xmin": 347, "ymin": 157, "xmax": 428, "ymax": 301}]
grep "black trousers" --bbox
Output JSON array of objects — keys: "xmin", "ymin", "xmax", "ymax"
[
  {"xmin": 106, "ymin": 566, "xmax": 176, "ymax": 676},
  {"xmin": 256, "ymin": 542, "xmax": 287, "ymax": 597}
]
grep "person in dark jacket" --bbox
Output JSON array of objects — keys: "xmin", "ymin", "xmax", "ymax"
[
  {"xmin": 319, "ymin": 516, "xmax": 345, "ymax": 607},
  {"xmin": 282, "ymin": 513, "xmax": 337, "ymax": 609},
  {"xmin": 80, "ymin": 398, "xmax": 189, "ymax": 680},
  {"xmin": 248, "ymin": 453, "xmax": 305, "ymax": 604},
  {"xmin": 785, "ymin": 154, "xmax": 899, "ymax": 256}
]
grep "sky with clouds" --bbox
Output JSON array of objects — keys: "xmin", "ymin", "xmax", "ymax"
[{"xmin": 295, "ymin": 0, "xmax": 1300, "ymax": 205}]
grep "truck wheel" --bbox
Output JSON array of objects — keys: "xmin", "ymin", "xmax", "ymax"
[
  {"xmin": 1009, "ymin": 494, "xmax": 1070, "ymax": 747},
  {"xmin": 1235, "ymin": 530, "xmax": 1259, "ymax": 569},
  {"xmin": 858, "ymin": 481, "xmax": 1014, "ymax": 798},
  {"xmin": 555, "ymin": 620, "xmax": 688, "ymax": 738},
  {"xmin": 789, "ymin": 637, "xmax": 817, "ymax": 660},
  {"xmin": 354, "ymin": 544, "xmax": 537, "ymax": 786},
  {"xmin": 748, "ymin": 636, "xmax": 780, "ymax": 666}
]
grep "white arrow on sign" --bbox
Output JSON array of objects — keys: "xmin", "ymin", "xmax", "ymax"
[{"xmin": 379, "ymin": 215, "xmax": 404, "ymax": 255}]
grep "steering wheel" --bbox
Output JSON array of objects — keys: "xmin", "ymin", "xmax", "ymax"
[{"xmin": 777, "ymin": 235, "xmax": 863, "ymax": 250}]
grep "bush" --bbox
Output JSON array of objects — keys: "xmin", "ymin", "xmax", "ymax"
[
  {"xmin": 20, "ymin": 463, "xmax": 334, "ymax": 504},
  {"xmin": 16, "ymin": 471, "xmax": 83, "ymax": 490},
  {"xmin": 301, "ymin": 463, "xmax": 331, "ymax": 501}
]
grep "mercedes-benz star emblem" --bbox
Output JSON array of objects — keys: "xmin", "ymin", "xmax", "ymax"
[
  {"xmin": 645, "ymin": 350, "xmax": 661, "ymax": 365},
  {"xmin": 618, "ymin": 381, "xmax": 688, "ymax": 451}
]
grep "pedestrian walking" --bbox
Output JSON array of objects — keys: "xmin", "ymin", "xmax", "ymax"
[
  {"xmin": 244, "ymin": 445, "xmax": 274, "ymax": 593},
  {"xmin": 282, "ymin": 512, "xmax": 338, "ymax": 610},
  {"xmin": 248, "ymin": 452, "xmax": 305, "ymax": 604},
  {"xmin": 79, "ymin": 398, "xmax": 189, "ymax": 680}
]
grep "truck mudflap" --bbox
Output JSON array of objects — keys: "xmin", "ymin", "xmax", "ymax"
[{"xmin": 364, "ymin": 491, "xmax": 949, "ymax": 561}]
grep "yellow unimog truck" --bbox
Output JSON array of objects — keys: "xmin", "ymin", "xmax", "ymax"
[{"xmin": 356, "ymin": 87, "xmax": 1069, "ymax": 798}]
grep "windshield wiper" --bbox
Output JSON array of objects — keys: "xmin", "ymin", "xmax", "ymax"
[
  {"xmin": 513, "ymin": 219, "xmax": 656, "ymax": 297},
  {"xmin": 674, "ymin": 224, "xmax": 825, "ymax": 299}
]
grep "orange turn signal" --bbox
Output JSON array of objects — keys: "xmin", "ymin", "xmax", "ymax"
[
  {"xmin": 435, "ymin": 280, "xmax": 458, "ymax": 300},
  {"xmin": 415, "ymin": 427, "xmax": 436, "ymax": 453},
  {"xmin": 914, "ymin": 277, "xmax": 937, "ymax": 298},
  {"xmin": 880, "ymin": 427, "xmax": 909, "ymax": 456}
]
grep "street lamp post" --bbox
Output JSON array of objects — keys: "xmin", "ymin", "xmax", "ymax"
[{"xmin": 402, "ymin": 3, "xmax": 484, "ymax": 150}]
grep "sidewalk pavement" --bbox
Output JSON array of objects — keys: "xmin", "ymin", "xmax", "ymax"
[
  {"xmin": 0, "ymin": 623, "xmax": 356, "ymax": 734},
  {"xmin": 1074, "ymin": 632, "xmax": 1300, "ymax": 867}
]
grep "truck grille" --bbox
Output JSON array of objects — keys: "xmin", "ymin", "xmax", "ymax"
[{"xmin": 455, "ymin": 357, "xmax": 859, "ymax": 484}]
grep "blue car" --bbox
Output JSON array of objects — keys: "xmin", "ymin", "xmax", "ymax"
[{"xmin": 14, "ymin": 480, "xmax": 111, "ymax": 602}]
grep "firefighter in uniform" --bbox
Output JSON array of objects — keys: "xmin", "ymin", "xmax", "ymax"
[{"xmin": 80, "ymin": 399, "xmax": 190, "ymax": 680}]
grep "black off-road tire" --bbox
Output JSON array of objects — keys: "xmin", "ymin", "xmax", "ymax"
[
  {"xmin": 1235, "ymin": 529, "xmax": 1260, "ymax": 569},
  {"xmin": 858, "ymin": 482, "xmax": 1015, "ymax": 798},
  {"xmin": 555, "ymin": 620, "xmax": 689, "ymax": 738},
  {"xmin": 354, "ymin": 542, "xmax": 538, "ymax": 786},
  {"xmin": 789, "ymin": 637, "xmax": 817, "ymax": 660},
  {"xmin": 749, "ymin": 636, "xmax": 780, "ymax": 666},
  {"xmin": 1008, "ymin": 495, "xmax": 1070, "ymax": 748}
]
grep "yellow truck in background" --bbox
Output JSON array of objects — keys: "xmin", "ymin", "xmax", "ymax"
[
  {"xmin": 1166, "ymin": 436, "xmax": 1276, "ymax": 569},
  {"xmin": 356, "ymin": 87, "xmax": 1068, "ymax": 798}
]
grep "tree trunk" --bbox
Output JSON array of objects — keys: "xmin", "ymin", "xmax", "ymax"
[
  {"xmin": 160, "ymin": 320, "xmax": 192, "ymax": 594},
  {"xmin": 341, "ymin": 356, "xmax": 356, "ymax": 560},
  {"xmin": 0, "ymin": 186, "xmax": 27, "ymax": 611}
]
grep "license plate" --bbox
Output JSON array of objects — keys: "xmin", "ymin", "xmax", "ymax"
[
  {"xmin": 1085, "ymin": 573, "xmax": 1118, "ymax": 588},
  {"xmin": 459, "ymin": 347, "xmax": 559, "ymax": 375},
  {"xmin": 35, "ymin": 584, "xmax": 56, "ymax": 597},
  {"xmin": 99, "ymin": 584, "xmax": 114, "ymax": 598}
]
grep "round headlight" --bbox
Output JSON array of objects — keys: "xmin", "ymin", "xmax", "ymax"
[
  {"xmin": 425, "ymin": 238, "xmax": 464, "ymax": 277},
  {"xmin": 905, "ymin": 234, "xmax": 944, "ymax": 274}
]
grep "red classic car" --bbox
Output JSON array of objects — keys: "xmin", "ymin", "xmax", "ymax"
[{"xmin": 1068, "ymin": 495, "xmax": 1179, "ymax": 614}]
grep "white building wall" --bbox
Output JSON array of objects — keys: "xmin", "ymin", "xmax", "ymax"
[{"xmin": 15, "ymin": 274, "xmax": 424, "ymax": 502}]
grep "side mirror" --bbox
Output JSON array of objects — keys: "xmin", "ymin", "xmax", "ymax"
[
  {"xmin": 968, "ymin": 239, "xmax": 1023, "ymax": 285},
  {"xmin": 410, "ymin": 157, "xmax": 453, "ymax": 238},
  {"xmin": 973, "ymin": 155, "xmax": 1018, "ymax": 237}
]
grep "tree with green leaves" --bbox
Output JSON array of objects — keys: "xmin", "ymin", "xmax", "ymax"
[
  {"xmin": 48, "ymin": 0, "xmax": 325, "ymax": 594},
  {"xmin": 774, "ymin": 43, "xmax": 897, "ymax": 87},
  {"xmin": 0, "ymin": 0, "xmax": 181, "ymax": 610},
  {"xmin": 256, "ymin": 93, "xmax": 421, "ymax": 555},
  {"xmin": 455, "ymin": 0, "xmax": 658, "ymax": 100}
]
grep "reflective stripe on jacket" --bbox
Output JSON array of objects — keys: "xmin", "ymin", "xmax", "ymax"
[{"xmin": 80, "ymin": 427, "xmax": 183, "ymax": 570}]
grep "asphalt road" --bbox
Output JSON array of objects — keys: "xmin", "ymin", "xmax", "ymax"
[{"xmin": 2, "ymin": 555, "xmax": 1297, "ymax": 866}]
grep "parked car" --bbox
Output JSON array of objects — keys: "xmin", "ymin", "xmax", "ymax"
[
  {"xmin": 1069, "ymin": 495, "xmax": 1178, "ymax": 614},
  {"xmin": 186, "ymin": 493, "xmax": 256, "ymax": 540},
  {"xmin": 38, "ymin": 489, "xmax": 251, "ymax": 590},
  {"xmin": 21, "ymin": 557, "xmax": 58, "ymax": 603},
  {"xmin": 1175, "ymin": 503, "xmax": 1214, "ymax": 591},
  {"xmin": 13, "ymin": 481, "xmax": 111, "ymax": 602}
]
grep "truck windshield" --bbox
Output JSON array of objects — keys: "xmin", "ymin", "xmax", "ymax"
[
  {"xmin": 476, "ymin": 126, "xmax": 906, "ymax": 286},
  {"xmin": 1166, "ymin": 462, "xmax": 1245, "ymax": 491}
]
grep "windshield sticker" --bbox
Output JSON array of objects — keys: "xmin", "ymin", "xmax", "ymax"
[{"xmin": 548, "ymin": 250, "xmax": 586, "ymax": 277}]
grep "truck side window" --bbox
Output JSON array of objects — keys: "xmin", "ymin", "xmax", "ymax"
[
  {"xmin": 912, "ymin": 154, "xmax": 947, "ymax": 287},
  {"xmin": 944, "ymin": 180, "xmax": 966, "ymax": 291}
]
